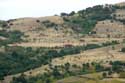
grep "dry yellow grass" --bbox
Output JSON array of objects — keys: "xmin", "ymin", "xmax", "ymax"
[
  {"xmin": 9, "ymin": 38, "xmax": 124, "ymax": 47},
  {"xmin": 56, "ymin": 73, "xmax": 125, "ymax": 83},
  {"xmin": 52, "ymin": 44, "xmax": 125, "ymax": 66}
]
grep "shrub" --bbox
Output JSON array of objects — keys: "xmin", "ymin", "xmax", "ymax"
[
  {"xmin": 121, "ymin": 48, "xmax": 125, "ymax": 52},
  {"xmin": 0, "ymin": 21, "xmax": 8, "ymax": 28},
  {"xmin": 36, "ymin": 20, "xmax": 40, "ymax": 23},
  {"xmin": 42, "ymin": 20, "xmax": 57, "ymax": 27},
  {"xmin": 102, "ymin": 72, "xmax": 107, "ymax": 78},
  {"xmin": 60, "ymin": 13, "xmax": 69, "ymax": 16},
  {"xmin": 69, "ymin": 11, "xmax": 75, "ymax": 16}
]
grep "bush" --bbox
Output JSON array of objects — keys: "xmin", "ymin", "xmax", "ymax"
[
  {"xmin": 121, "ymin": 48, "xmax": 125, "ymax": 52},
  {"xmin": 102, "ymin": 72, "xmax": 107, "ymax": 78},
  {"xmin": 12, "ymin": 74, "xmax": 27, "ymax": 83},
  {"xmin": 69, "ymin": 11, "xmax": 75, "ymax": 16},
  {"xmin": 42, "ymin": 20, "xmax": 57, "ymax": 27},
  {"xmin": 60, "ymin": 13, "xmax": 69, "ymax": 16},
  {"xmin": 0, "ymin": 21, "xmax": 8, "ymax": 27},
  {"xmin": 36, "ymin": 20, "xmax": 40, "ymax": 23}
]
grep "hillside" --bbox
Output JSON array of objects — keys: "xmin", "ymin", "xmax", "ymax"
[
  {"xmin": 1, "ymin": 2, "xmax": 125, "ymax": 46},
  {"xmin": 0, "ymin": 2, "xmax": 125, "ymax": 83},
  {"xmin": 2, "ymin": 16, "xmax": 81, "ymax": 47},
  {"xmin": 115, "ymin": 2, "xmax": 125, "ymax": 7}
]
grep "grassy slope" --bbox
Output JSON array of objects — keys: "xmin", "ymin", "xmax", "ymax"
[{"xmin": 56, "ymin": 73, "xmax": 125, "ymax": 83}]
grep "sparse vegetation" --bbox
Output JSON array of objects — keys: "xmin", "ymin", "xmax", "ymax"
[
  {"xmin": 11, "ymin": 61, "xmax": 125, "ymax": 83},
  {"xmin": 1, "ymin": 2, "xmax": 125, "ymax": 83}
]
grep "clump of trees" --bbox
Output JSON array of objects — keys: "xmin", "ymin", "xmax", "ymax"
[
  {"xmin": 0, "ymin": 30, "xmax": 24, "ymax": 46},
  {"xmin": 102, "ymin": 41, "xmax": 119, "ymax": 46},
  {"xmin": 60, "ymin": 12, "xmax": 69, "ymax": 16},
  {"xmin": 62, "ymin": 4, "xmax": 116, "ymax": 34},
  {"xmin": 102, "ymin": 61, "xmax": 125, "ymax": 78},
  {"xmin": 12, "ymin": 62, "xmax": 105, "ymax": 83}
]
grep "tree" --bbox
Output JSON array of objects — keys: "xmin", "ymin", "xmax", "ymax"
[
  {"xmin": 65, "ymin": 63, "xmax": 70, "ymax": 71},
  {"xmin": 52, "ymin": 66, "xmax": 61, "ymax": 78},
  {"xmin": 108, "ymin": 70, "xmax": 112, "ymax": 75},
  {"xmin": 121, "ymin": 48, "xmax": 125, "ymax": 52},
  {"xmin": 60, "ymin": 13, "xmax": 69, "ymax": 16},
  {"xmin": 46, "ymin": 79, "xmax": 51, "ymax": 83},
  {"xmin": 47, "ymin": 50, "xmax": 58, "ymax": 57},
  {"xmin": 78, "ymin": 10, "xmax": 84, "ymax": 17},
  {"xmin": 69, "ymin": 11, "xmax": 75, "ymax": 16},
  {"xmin": 102, "ymin": 72, "xmax": 107, "ymax": 78},
  {"xmin": 0, "ymin": 21, "xmax": 8, "ymax": 28},
  {"xmin": 45, "ymin": 78, "xmax": 54, "ymax": 83},
  {"xmin": 36, "ymin": 20, "xmax": 40, "ymax": 23},
  {"xmin": 95, "ymin": 64, "xmax": 104, "ymax": 72},
  {"xmin": 0, "ymin": 74, "xmax": 4, "ymax": 82},
  {"xmin": 11, "ymin": 51, "xmax": 18, "ymax": 58},
  {"xmin": 12, "ymin": 73, "xmax": 27, "ymax": 83}
]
